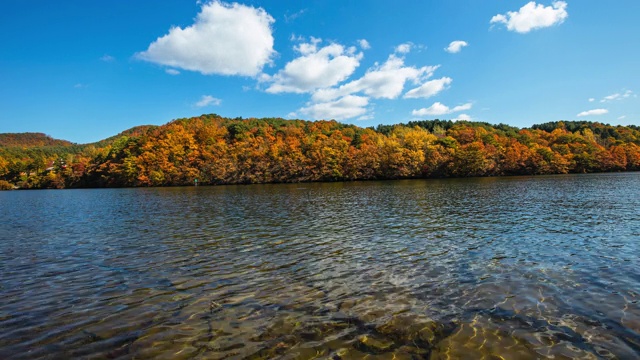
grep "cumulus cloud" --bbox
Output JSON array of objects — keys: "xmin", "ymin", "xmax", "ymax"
[
  {"xmin": 412, "ymin": 102, "xmax": 472, "ymax": 116},
  {"xmin": 395, "ymin": 43, "xmax": 412, "ymax": 54},
  {"xmin": 264, "ymin": 38, "xmax": 362, "ymax": 93},
  {"xmin": 312, "ymin": 55, "xmax": 438, "ymax": 102},
  {"xmin": 404, "ymin": 77, "xmax": 452, "ymax": 99},
  {"xmin": 165, "ymin": 69, "xmax": 180, "ymax": 75},
  {"xmin": 601, "ymin": 90, "xmax": 634, "ymax": 102},
  {"xmin": 195, "ymin": 95, "xmax": 222, "ymax": 107},
  {"xmin": 456, "ymin": 114, "xmax": 472, "ymax": 121},
  {"xmin": 588, "ymin": 98, "xmax": 595, "ymax": 102},
  {"xmin": 299, "ymin": 95, "xmax": 369, "ymax": 120},
  {"xmin": 267, "ymin": 42, "xmax": 442, "ymax": 121},
  {"xmin": 358, "ymin": 39, "xmax": 371, "ymax": 50},
  {"xmin": 136, "ymin": 1, "xmax": 275, "ymax": 76},
  {"xmin": 577, "ymin": 108, "xmax": 608, "ymax": 117},
  {"xmin": 490, "ymin": 1, "xmax": 568, "ymax": 33},
  {"xmin": 445, "ymin": 40, "xmax": 468, "ymax": 53}
]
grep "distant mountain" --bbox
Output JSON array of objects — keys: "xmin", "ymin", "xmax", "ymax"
[
  {"xmin": 0, "ymin": 125, "xmax": 158, "ymax": 149},
  {"xmin": 0, "ymin": 133, "xmax": 74, "ymax": 148}
]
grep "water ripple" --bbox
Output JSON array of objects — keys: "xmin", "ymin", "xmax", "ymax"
[{"xmin": 1, "ymin": 173, "xmax": 640, "ymax": 358}]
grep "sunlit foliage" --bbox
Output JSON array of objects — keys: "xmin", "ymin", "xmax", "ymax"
[{"xmin": 1, "ymin": 116, "xmax": 639, "ymax": 189}]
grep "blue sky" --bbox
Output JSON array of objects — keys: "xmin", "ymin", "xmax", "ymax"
[{"xmin": 1, "ymin": 1, "xmax": 639, "ymax": 143}]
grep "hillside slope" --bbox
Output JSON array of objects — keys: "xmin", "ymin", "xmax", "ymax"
[
  {"xmin": 1, "ymin": 115, "xmax": 639, "ymax": 189},
  {"xmin": 0, "ymin": 133, "xmax": 74, "ymax": 148}
]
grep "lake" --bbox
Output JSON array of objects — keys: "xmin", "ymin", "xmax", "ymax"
[{"xmin": 1, "ymin": 173, "xmax": 639, "ymax": 359}]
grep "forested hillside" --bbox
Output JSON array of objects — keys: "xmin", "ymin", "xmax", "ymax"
[
  {"xmin": 0, "ymin": 133, "xmax": 74, "ymax": 147},
  {"xmin": 1, "ymin": 114, "xmax": 639, "ymax": 189}
]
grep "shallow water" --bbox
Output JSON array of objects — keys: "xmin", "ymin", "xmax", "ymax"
[{"xmin": 1, "ymin": 173, "xmax": 639, "ymax": 359}]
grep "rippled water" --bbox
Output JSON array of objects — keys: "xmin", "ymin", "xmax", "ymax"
[{"xmin": 1, "ymin": 173, "xmax": 640, "ymax": 359}]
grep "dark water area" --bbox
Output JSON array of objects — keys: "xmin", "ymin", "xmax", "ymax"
[{"xmin": 1, "ymin": 173, "xmax": 639, "ymax": 359}]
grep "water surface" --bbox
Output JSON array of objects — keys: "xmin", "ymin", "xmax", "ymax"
[{"xmin": 1, "ymin": 173, "xmax": 639, "ymax": 359}]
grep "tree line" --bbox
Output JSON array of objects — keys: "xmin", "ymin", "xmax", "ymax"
[{"xmin": 1, "ymin": 114, "xmax": 639, "ymax": 189}]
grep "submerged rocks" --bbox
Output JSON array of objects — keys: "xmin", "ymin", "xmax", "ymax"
[
  {"xmin": 376, "ymin": 313, "xmax": 447, "ymax": 345},
  {"xmin": 355, "ymin": 334, "xmax": 395, "ymax": 353},
  {"xmin": 429, "ymin": 321, "xmax": 540, "ymax": 360},
  {"xmin": 429, "ymin": 312, "xmax": 607, "ymax": 360}
]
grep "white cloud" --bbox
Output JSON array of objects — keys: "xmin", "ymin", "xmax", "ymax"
[
  {"xmin": 601, "ymin": 90, "xmax": 634, "ymax": 102},
  {"xmin": 588, "ymin": 98, "xmax": 595, "ymax": 102},
  {"xmin": 195, "ymin": 95, "xmax": 222, "ymax": 107},
  {"xmin": 618, "ymin": 115, "xmax": 627, "ymax": 120},
  {"xmin": 299, "ymin": 95, "xmax": 369, "ymax": 120},
  {"xmin": 165, "ymin": 68, "xmax": 180, "ymax": 75},
  {"xmin": 312, "ymin": 55, "xmax": 438, "ymax": 102},
  {"xmin": 100, "ymin": 54, "xmax": 115, "ymax": 62},
  {"xmin": 412, "ymin": 102, "xmax": 472, "ymax": 116},
  {"xmin": 602, "ymin": 93, "xmax": 621, "ymax": 102},
  {"xmin": 73, "ymin": 83, "xmax": 87, "ymax": 89},
  {"xmin": 490, "ymin": 1, "xmax": 568, "ymax": 33},
  {"xmin": 456, "ymin": 114, "xmax": 472, "ymax": 121},
  {"xmin": 264, "ymin": 43, "xmax": 442, "ymax": 122},
  {"xmin": 358, "ymin": 39, "xmax": 371, "ymax": 50},
  {"xmin": 445, "ymin": 41, "xmax": 468, "ymax": 53},
  {"xmin": 136, "ymin": 1, "xmax": 275, "ymax": 76},
  {"xmin": 264, "ymin": 39, "xmax": 362, "ymax": 93},
  {"xmin": 404, "ymin": 77, "xmax": 452, "ymax": 99},
  {"xmin": 395, "ymin": 43, "xmax": 412, "ymax": 54},
  {"xmin": 284, "ymin": 9, "xmax": 305, "ymax": 22},
  {"xmin": 577, "ymin": 108, "xmax": 608, "ymax": 117}
]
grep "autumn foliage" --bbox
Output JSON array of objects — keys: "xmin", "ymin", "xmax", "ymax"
[
  {"xmin": 0, "ymin": 133, "xmax": 74, "ymax": 147},
  {"xmin": 1, "ymin": 115, "xmax": 639, "ymax": 189}
]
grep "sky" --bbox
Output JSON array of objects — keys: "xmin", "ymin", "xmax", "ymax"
[{"xmin": 1, "ymin": 1, "xmax": 639, "ymax": 143}]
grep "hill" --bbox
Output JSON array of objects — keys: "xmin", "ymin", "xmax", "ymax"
[
  {"xmin": 1, "ymin": 115, "xmax": 639, "ymax": 189},
  {"xmin": 88, "ymin": 125, "xmax": 158, "ymax": 148},
  {"xmin": 0, "ymin": 132, "xmax": 74, "ymax": 148}
]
